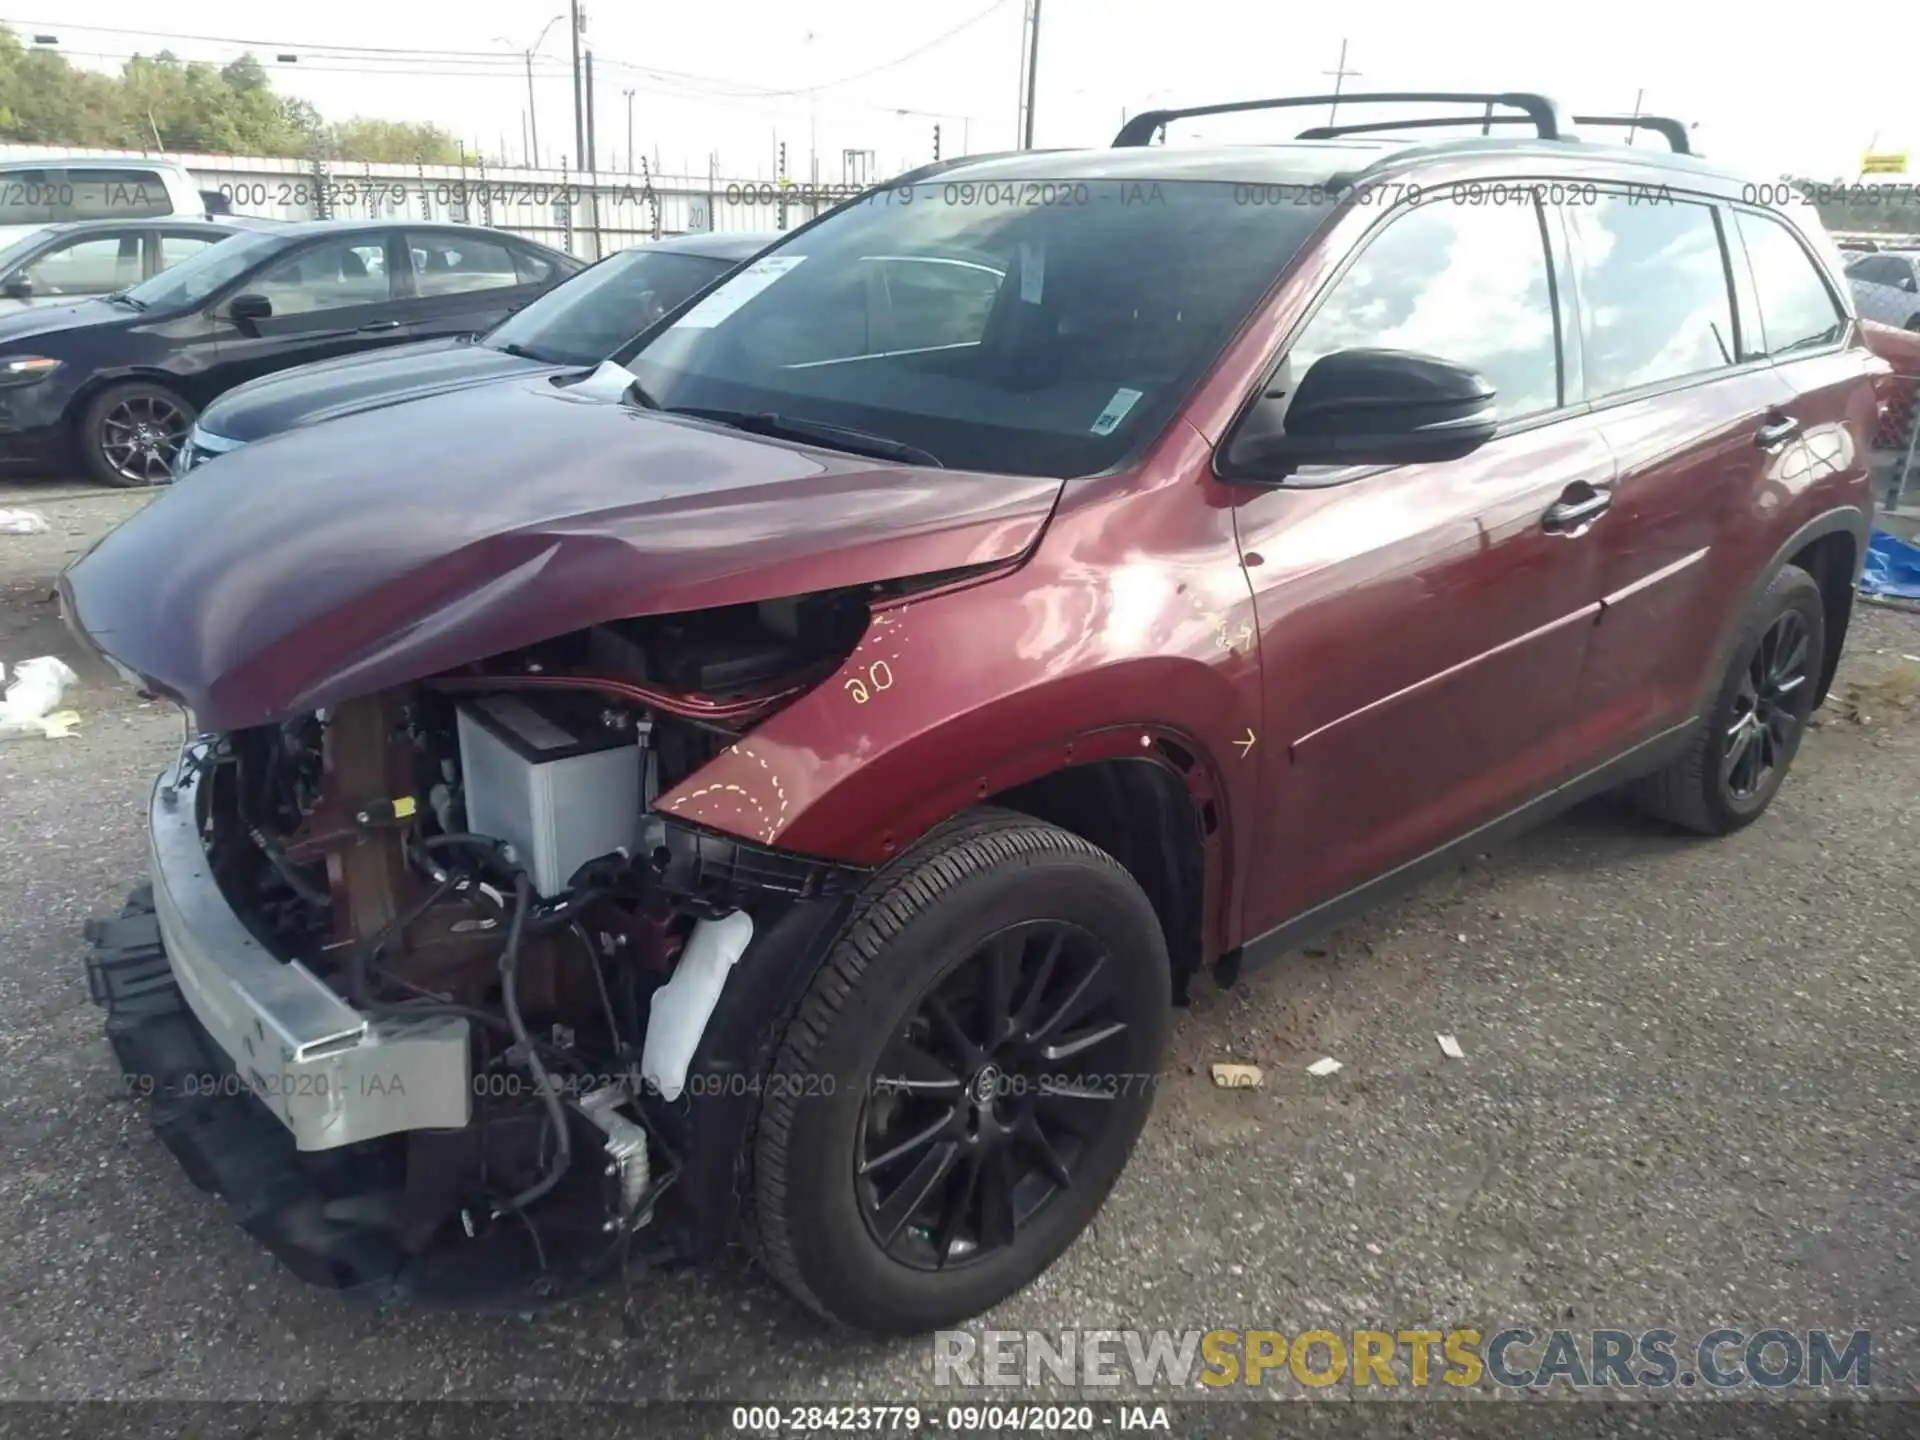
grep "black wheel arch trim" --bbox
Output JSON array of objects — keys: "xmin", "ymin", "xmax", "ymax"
[
  {"xmin": 1704, "ymin": 505, "xmax": 1869, "ymax": 714},
  {"xmin": 67, "ymin": 367, "xmax": 199, "ymax": 437}
]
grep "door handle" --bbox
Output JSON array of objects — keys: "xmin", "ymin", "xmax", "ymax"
[
  {"xmin": 357, "ymin": 319, "xmax": 403, "ymax": 333},
  {"xmin": 1755, "ymin": 415, "xmax": 1801, "ymax": 450},
  {"xmin": 1542, "ymin": 482, "xmax": 1612, "ymax": 533}
]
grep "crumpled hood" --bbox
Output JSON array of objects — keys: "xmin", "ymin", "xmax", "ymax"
[
  {"xmin": 63, "ymin": 372, "xmax": 1063, "ymax": 730},
  {"xmin": 196, "ymin": 338, "xmax": 550, "ymax": 442}
]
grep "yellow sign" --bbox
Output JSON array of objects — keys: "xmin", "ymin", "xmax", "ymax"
[{"xmin": 1862, "ymin": 152, "xmax": 1908, "ymax": 175}]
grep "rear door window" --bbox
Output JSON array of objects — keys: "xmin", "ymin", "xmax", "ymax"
[
  {"xmin": 406, "ymin": 233, "xmax": 523, "ymax": 297},
  {"xmin": 158, "ymin": 231, "xmax": 220, "ymax": 268},
  {"xmin": 1732, "ymin": 210, "xmax": 1847, "ymax": 357},
  {"xmin": 1563, "ymin": 195, "xmax": 1737, "ymax": 399}
]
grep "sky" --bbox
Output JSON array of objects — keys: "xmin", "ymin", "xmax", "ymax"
[{"xmin": 4, "ymin": 0, "xmax": 1909, "ymax": 183}]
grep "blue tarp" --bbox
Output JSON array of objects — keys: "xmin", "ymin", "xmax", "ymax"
[{"xmin": 1861, "ymin": 528, "xmax": 1920, "ymax": 600}]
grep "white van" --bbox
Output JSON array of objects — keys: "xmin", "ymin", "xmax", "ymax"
[{"xmin": 0, "ymin": 157, "xmax": 209, "ymax": 247}]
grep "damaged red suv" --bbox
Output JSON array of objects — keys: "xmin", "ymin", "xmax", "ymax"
[{"xmin": 66, "ymin": 93, "xmax": 1879, "ymax": 1334}]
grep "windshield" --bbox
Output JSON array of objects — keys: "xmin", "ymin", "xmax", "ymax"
[
  {"xmin": 626, "ymin": 179, "xmax": 1334, "ymax": 476},
  {"xmin": 485, "ymin": 246, "xmax": 737, "ymax": 366},
  {"xmin": 124, "ymin": 230, "xmax": 285, "ymax": 309},
  {"xmin": 0, "ymin": 227, "xmax": 56, "ymax": 274}
]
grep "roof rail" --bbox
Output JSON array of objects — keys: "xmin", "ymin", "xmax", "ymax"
[
  {"xmin": 1570, "ymin": 115, "xmax": 1692, "ymax": 154},
  {"xmin": 1296, "ymin": 110, "xmax": 1695, "ymax": 155},
  {"xmin": 1112, "ymin": 92, "xmax": 1568, "ymax": 148}
]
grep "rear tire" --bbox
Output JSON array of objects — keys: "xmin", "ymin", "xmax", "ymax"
[
  {"xmin": 1626, "ymin": 564, "xmax": 1825, "ymax": 835},
  {"xmin": 751, "ymin": 809, "xmax": 1170, "ymax": 1335},
  {"xmin": 79, "ymin": 381, "xmax": 195, "ymax": 488}
]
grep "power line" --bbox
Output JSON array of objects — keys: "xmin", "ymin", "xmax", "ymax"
[
  {"xmin": 0, "ymin": 8, "xmax": 1014, "ymax": 99},
  {"xmin": 20, "ymin": 44, "xmax": 984, "ymax": 123}
]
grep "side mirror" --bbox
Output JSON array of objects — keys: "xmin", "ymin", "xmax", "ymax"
[
  {"xmin": 1904, "ymin": 274, "xmax": 1918, "ymax": 294},
  {"xmin": 1224, "ymin": 348, "xmax": 1499, "ymax": 479},
  {"xmin": 2, "ymin": 273, "xmax": 32, "ymax": 299},
  {"xmin": 227, "ymin": 292, "xmax": 272, "ymax": 328}
]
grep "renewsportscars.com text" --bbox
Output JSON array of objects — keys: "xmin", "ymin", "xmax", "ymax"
[{"xmin": 934, "ymin": 1327, "xmax": 1871, "ymax": 1391}]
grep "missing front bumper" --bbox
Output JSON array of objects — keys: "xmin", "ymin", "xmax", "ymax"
[
  {"xmin": 86, "ymin": 889, "xmax": 681, "ymax": 1302},
  {"xmin": 146, "ymin": 755, "xmax": 469, "ymax": 1150}
]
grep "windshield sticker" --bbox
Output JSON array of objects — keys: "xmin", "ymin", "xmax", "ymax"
[
  {"xmin": 1019, "ymin": 242, "xmax": 1045, "ymax": 305},
  {"xmin": 1090, "ymin": 387, "xmax": 1144, "ymax": 435},
  {"xmin": 674, "ymin": 254, "xmax": 808, "ymax": 329}
]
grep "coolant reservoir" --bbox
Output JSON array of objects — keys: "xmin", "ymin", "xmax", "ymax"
[{"xmin": 641, "ymin": 910, "xmax": 755, "ymax": 1101}]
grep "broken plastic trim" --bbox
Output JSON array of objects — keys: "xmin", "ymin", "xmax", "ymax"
[{"xmin": 636, "ymin": 812, "xmax": 869, "ymax": 911}]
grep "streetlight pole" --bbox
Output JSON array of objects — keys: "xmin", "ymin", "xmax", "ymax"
[{"xmin": 623, "ymin": 88, "xmax": 636, "ymax": 173}]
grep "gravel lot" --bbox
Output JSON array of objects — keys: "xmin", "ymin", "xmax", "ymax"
[{"xmin": 1, "ymin": 480, "xmax": 1917, "ymax": 1415}]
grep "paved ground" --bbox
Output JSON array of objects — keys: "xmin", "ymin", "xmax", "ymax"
[{"xmin": 1, "ymin": 479, "xmax": 1917, "ymax": 1412}]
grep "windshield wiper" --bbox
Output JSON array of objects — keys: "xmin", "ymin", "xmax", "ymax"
[
  {"xmin": 104, "ymin": 291, "xmax": 147, "ymax": 311},
  {"xmin": 495, "ymin": 341, "xmax": 565, "ymax": 364},
  {"xmin": 663, "ymin": 407, "xmax": 943, "ymax": 467}
]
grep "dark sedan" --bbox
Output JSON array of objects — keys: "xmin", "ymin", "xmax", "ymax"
[
  {"xmin": 179, "ymin": 229, "xmax": 776, "ymax": 474},
  {"xmin": 0, "ymin": 219, "xmax": 580, "ymax": 486},
  {"xmin": 0, "ymin": 215, "xmax": 285, "ymax": 314}
]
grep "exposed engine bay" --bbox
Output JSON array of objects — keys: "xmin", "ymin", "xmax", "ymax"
[{"xmin": 146, "ymin": 589, "xmax": 882, "ymax": 1302}]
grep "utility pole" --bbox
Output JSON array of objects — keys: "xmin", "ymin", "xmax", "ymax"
[
  {"xmin": 569, "ymin": 0, "xmax": 587, "ymax": 181},
  {"xmin": 1625, "ymin": 87, "xmax": 1645, "ymax": 147},
  {"xmin": 524, "ymin": 51, "xmax": 539, "ymax": 163},
  {"xmin": 1019, "ymin": 0, "xmax": 1044, "ymax": 149},
  {"xmin": 585, "ymin": 49, "xmax": 598, "ymax": 171},
  {"xmin": 1323, "ymin": 39, "xmax": 1359, "ymax": 127},
  {"xmin": 623, "ymin": 88, "xmax": 636, "ymax": 174}
]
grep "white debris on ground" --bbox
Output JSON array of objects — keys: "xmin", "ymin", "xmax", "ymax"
[
  {"xmin": 0, "ymin": 656, "xmax": 81, "ymax": 741},
  {"xmin": 1306, "ymin": 1057, "xmax": 1343, "ymax": 1077},
  {"xmin": 0, "ymin": 509, "xmax": 50, "ymax": 534},
  {"xmin": 1210, "ymin": 1062, "xmax": 1264, "ymax": 1089},
  {"xmin": 1436, "ymin": 1033, "xmax": 1466, "ymax": 1059}
]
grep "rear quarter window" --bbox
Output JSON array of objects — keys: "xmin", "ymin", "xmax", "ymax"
[{"xmin": 1732, "ymin": 209, "xmax": 1848, "ymax": 357}]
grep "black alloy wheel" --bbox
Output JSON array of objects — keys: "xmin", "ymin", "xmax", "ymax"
[
  {"xmin": 858, "ymin": 918, "xmax": 1130, "ymax": 1271},
  {"xmin": 1625, "ymin": 563, "xmax": 1826, "ymax": 834},
  {"xmin": 1722, "ymin": 608, "xmax": 1811, "ymax": 802},
  {"xmin": 751, "ymin": 809, "xmax": 1170, "ymax": 1334},
  {"xmin": 81, "ymin": 382, "xmax": 196, "ymax": 487}
]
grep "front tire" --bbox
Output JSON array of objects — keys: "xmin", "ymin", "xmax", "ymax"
[
  {"xmin": 79, "ymin": 381, "xmax": 195, "ymax": 487},
  {"xmin": 1627, "ymin": 564, "xmax": 1825, "ymax": 835},
  {"xmin": 751, "ymin": 809, "xmax": 1170, "ymax": 1334}
]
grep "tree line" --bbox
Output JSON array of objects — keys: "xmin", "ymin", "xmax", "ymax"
[{"xmin": 0, "ymin": 28, "xmax": 465, "ymax": 163}]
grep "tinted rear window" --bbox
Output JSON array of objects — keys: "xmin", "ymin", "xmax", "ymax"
[{"xmin": 0, "ymin": 168, "xmax": 174, "ymax": 224}]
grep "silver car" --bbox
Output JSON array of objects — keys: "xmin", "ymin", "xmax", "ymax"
[{"xmin": 1844, "ymin": 249, "xmax": 1920, "ymax": 329}]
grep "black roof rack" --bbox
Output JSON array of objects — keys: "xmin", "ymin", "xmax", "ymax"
[
  {"xmin": 1294, "ymin": 110, "xmax": 1694, "ymax": 155},
  {"xmin": 1112, "ymin": 92, "xmax": 1568, "ymax": 148},
  {"xmin": 1571, "ymin": 115, "xmax": 1692, "ymax": 154}
]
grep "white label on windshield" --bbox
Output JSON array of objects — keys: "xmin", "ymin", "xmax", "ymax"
[
  {"xmin": 1019, "ymin": 242, "xmax": 1045, "ymax": 304},
  {"xmin": 1090, "ymin": 387, "xmax": 1143, "ymax": 435},
  {"xmin": 674, "ymin": 254, "xmax": 808, "ymax": 329}
]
